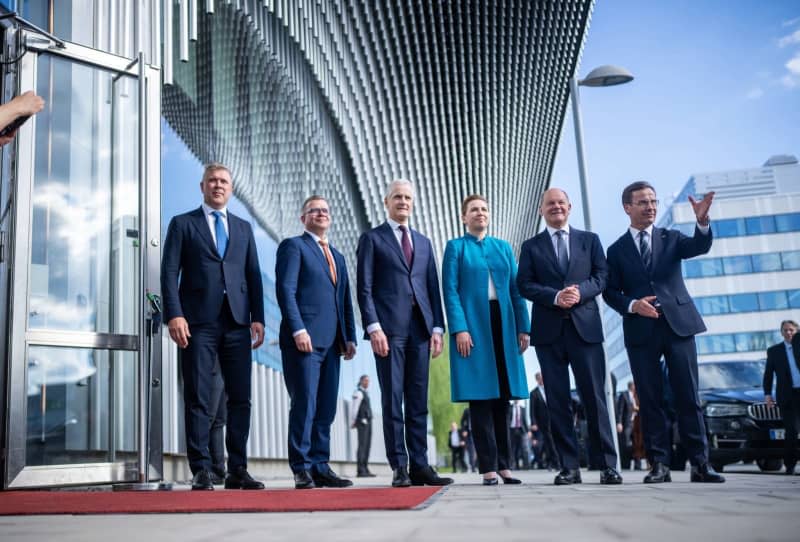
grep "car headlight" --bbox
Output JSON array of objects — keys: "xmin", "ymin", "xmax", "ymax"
[{"xmin": 704, "ymin": 403, "xmax": 748, "ymax": 417}]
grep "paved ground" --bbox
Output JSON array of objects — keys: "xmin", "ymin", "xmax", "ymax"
[{"xmin": 1, "ymin": 464, "xmax": 797, "ymax": 542}]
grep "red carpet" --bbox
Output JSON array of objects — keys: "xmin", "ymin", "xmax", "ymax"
[{"xmin": 0, "ymin": 486, "xmax": 443, "ymax": 515}]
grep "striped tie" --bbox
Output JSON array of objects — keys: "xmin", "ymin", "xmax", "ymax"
[{"xmin": 638, "ymin": 230, "xmax": 651, "ymax": 269}]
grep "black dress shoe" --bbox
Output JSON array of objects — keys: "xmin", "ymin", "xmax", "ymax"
[
  {"xmin": 600, "ymin": 467, "xmax": 623, "ymax": 485},
  {"xmin": 786, "ymin": 464, "xmax": 796, "ymax": 475},
  {"xmin": 482, "ymin": 476, "xmax": 499, "ymax": 486},
  {"xmin": 392, "ymin": 466, "xmax": 412, "ymax": 488},
  {"xmin": 312, "ymin": 468, "xmax": 354, "ymax": 488},
  {"xmin": 643, "ymin": 462, "xmax": 671, "ymax": 483},
  {"xmin": 553, "ymin": 468, "xmax": 582, "ymax": 485},
  {"xmin": 357, "ymin": 470, "xmax": 377, "ymax": 478},
  {"xmin": 409, "ymin": 465, "xmax": 454, "ymax": 486},
  {"xmin": 191, "ymin": 469, "xmax": 214, "ymax": 490},
  {"xmin": 210, "ymin": 471, "xmax": 225, "ymax": 485},
  {"xmin": 225, "ymin": 466, "xmax": 265, "ymax": 489},
  {"xmin": 500, "ymin": 475, "xmax": 522, "ymax": 484},
  {"xmin": 690, "ymin": 463, "xmax": 725, "ymax": 483},
  {"xmin": 294, "ymin": 470, "xmax": 316, "ymax": 489}
]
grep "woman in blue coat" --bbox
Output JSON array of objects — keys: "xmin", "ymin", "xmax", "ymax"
[{"xmin": 442, "ymin": 195, "xmax": 531, "ymax": 485}]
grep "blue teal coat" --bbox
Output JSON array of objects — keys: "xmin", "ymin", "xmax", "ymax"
[{"xmin": 442, "ymin": 234, "xmax": 530, "ymax": 401}]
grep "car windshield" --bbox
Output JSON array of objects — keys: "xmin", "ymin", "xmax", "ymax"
[{"xmin": 697, "ymin": 361, "xmax": 766, "ymax": 390}]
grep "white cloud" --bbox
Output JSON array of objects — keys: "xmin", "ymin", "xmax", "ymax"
[
  {"xmin": 787, "ymin": 53, "xmax": 800, "ymax": 74},
  {"xmin": 778, "ymin": 28, "xmax": 800, "ymax": 48},
  {"xmin": 745, "ymin": 87, "xmax": 764, "ymax": 100},
  {"xmin": 779, "ymin": 51, "xmax": 800, "ymax": 88},
  {"xmin": 783, "ymin": 16, "xmax": 800, "ymax": 28}
]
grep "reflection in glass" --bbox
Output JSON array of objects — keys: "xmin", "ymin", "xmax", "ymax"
[
  {"xmin": 28, "ymin": 55, "xmax": 139, "ymax": 334},
  {"xmin": 757, "ymin": 291, "xmax": 788, "ymax": 311},
  {"xmin": 698, "ymin": 361, "xmax": 766, "ymax": 391},
  {"xmin": 744, "ymin": 216, "xmax": 776, "ymax": 235},
  {"xmin": 729, "ymin": 293, "xmax": 759, "ymax": 313},
  {"xmin": 752, "ymin": 253, "xmax": 782, "ymax": 273},
  {"xmin": 775, "ymin": 213, "xmax": 800, "ymax": 233},
  {"xmin": 782, "ymin": 251, "xmax": 800, "ymax": 270},
  {"xmin": 26, "ymin": 346, "xmax": 137, "ymax": 467},
  {"xmin": 722, "ymin": 255, "xmax": 752, "ymax": 275},
  {"xmin": 715, "ymin": 218, "xmax": 746, "ymax": 238}
]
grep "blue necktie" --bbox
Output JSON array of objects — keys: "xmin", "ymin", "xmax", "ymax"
[{"xmin": 212, "ymin": 210, "xmax": 228, "ymax": 258}]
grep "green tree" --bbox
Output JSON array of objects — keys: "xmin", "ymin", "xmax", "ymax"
[{"xmin": 428, "ymin": 335, "xmax": 465, "ymax": 462}]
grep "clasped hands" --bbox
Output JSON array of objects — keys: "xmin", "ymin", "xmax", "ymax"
[{"xmin": 556, "ymin": 285, "xmax": 581, "ymax": 309}]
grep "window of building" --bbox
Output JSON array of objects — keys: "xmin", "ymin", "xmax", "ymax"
[
  {"xmin": 729, "ymin": 293, "xmax": 759, "ymax": 313},
  {"xmin": 745, "ymin": 216, "xmax": 776, "ymax": 235},
  {"xmin": 684, "ymin": 258, "xmax": 723, "ymax": 278},
  {"xmin": 722, "ymin": 255, "xmax": 752, "ymax": 275},
  {"xmin": 752, "ymin": 253, "xmax": 783, "ymax": 272},
  {"xmin": 715, "ymin": 218, "xmax": 747, "ymax": 238},
  {"xmin": 696, "ymin": 295, "xmax": 728, "ymax": 315},
  {"xmin": 782, "ymin": 251, "xmax": 800, "ymax": 270},
  {"xmin": 788, "ymin": 289, "xmax": 800, "ymax": 309},
  {"xmin": 775, "ymin": 213, "xmax": 800, "ymax": 233}
]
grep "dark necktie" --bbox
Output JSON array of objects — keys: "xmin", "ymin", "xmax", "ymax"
[
  {"xmin": 555, "ymin": 230, "xmax": 568, "ymax": 275},
  {"xmin": 638, "ymin": 230, "xmax": 651, "ymax": 269},
  {"xmin": 212, "ymin": 210, "xmax": 228, "ymax": 258},
  {"xmin": 398, "ymin": 225, "xmax": 413, "ymax": 266}
]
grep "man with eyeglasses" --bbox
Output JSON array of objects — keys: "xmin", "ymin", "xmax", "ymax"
[
  {"xmin": 604, "ymin": 181, "xmax": 724, "ymax": 484},
  {"xmin": 276, "ymin": 195, "xmax": 357, "ymax": 489}
]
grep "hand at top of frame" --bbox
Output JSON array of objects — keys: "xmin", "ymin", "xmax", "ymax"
[{"xmin": 688, "ymin": 191, "xmax": 715, "ymax": 226}]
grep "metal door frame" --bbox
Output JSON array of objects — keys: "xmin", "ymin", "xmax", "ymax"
[{"xmin": 3, "ymin": 30, "xmax": 161, "ymax": 488}]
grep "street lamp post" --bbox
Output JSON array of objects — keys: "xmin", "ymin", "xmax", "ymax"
[{"xmin": 569, "ymin": 64, "xmax": 634, "ymax": 473}]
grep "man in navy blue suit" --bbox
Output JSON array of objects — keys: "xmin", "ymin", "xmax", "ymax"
[
  {"xmin": 275, "ymin": 195, "xmax": 357, "ymax": 489},
  {"xmin": 604, "ymin": 180, "xmax": 724, "ymax": 484},
  {"xmin": 357, "ymin": 179, "xmax": 453, "ymax": 487},
  {"xmin": 763, "ymin": 320, "xmax": 800, "ymax": 475},
  {"xmin": 161, "ymin": 163, "xmax": 265, "ymax": 490},
  {"xmin": 517, "ymin": 188, "xmax": 622, "ymax": 485}
]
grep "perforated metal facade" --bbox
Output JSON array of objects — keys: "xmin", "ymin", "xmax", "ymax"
[{"xmin": 163, "ymin": 0, "xmax": 594, "ymax": 267}]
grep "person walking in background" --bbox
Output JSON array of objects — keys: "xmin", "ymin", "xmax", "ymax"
[
  {"xmin": 442, "ymin": 194, "xmax": 530, "ymax": 485},
  {"xmin": 357, "ymin": 179, "xmax": 452, "ymax": 487},
  {"xmin": 764, "ymin": 320, "xmax": 800, "ymax": 475},
  {"xmin": 530, "ymin": 372, "xmax": 559, "ymax": 470},
  {"xmin": 508, "ymin": 400, "xmax": 530, "ymax": 470},
  {"xmin": 276, "ymin": 195, "xmax": 357, "ymax": 489},
  {"xmin": 351, "ymin": 374, "xmax": 376, "ymax": 477},
  {"xmin": 460, "ymin": 407, "xmax": 478, "ymax": 472},
  {"xmin": 616, "ymin": 381, "xmax": 637, "ymax": 470},
  {"xmin": 517, "ymin": 188, "xmax": 622, "ymax": 486},
  {"xmin": 604, "ymin": 181, "xmax": 723, "ymax": 484},
  {"xmin": 161, "ymin": 163, "xmax": 265, "ymax": 491},
  {"xmin": 449, "ymin": 421, "xmax": 468, "ymax": 473}
]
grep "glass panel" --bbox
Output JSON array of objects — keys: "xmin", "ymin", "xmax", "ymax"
[
  {"xmin": 28, "ymin": 55, "xmax": 139, "ymax": 335},
  {"xmin": 715, "ymin": 218, "xmax": 746, "ymax": 238},
  {"xmin": 782, "ymin": 251, "xmax": 800, "ymax": 270},
  {"xmin": 722, "ymin": 255, "xmax": 752, "ymax": 275},
  {"xmin": 696, "ymin": 295, "xmax": 728, "ymax": 315},
  {"xmin": 775, "ymin": 213, "xmax": 800, "ymax": 233},
  {"xmin": 26, "ymin": 346, "xmax": 137, "ymax": 466},
  {"xmin": 788, "ymin": 289, "xmax": 800, "ymax": 309},
  {"xmin": 729, "ymin": 293, "xmax": 759, "ymax": 313},
  {"xmin": 752, "ymin": 253, "xmax": 782, "ymax": 272},
  {"xmin": 758, "ymin": 291, "xmax": 788, "ymax": 311},
  {"xmin": 745, "ymin": 216, "xmax": 776, "ymax": 235},
  {"xmin": 674, "ymin": 223, "xmax": 696, "ymax": 236},
  {"xmin": 734, "ymin": 333, "xmax": 767, "ymax": 352},
  {"xmin": 684, "ymin": 258, "xmax": 723, "ymax": 278}
]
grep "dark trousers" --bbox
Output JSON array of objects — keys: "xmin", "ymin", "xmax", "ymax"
[
  {"xmin": 209, "ymin": 356, "xmax": 228, "ymax": 477},
  {"xmin": 627, "ymin": 318, "xmax": 707, "ymax": 466},
  {"xmin": 470, "ymin": 399, "xmax": 512, "ymax": 474},
  {"xmin": 375, "ymin": 309, "xmax": 431, "ymax": 470},
  {"xmin": 450, "ymin": 445, "xmax": 467, "ymax": 472},
  {"xmin": 182, "ymin": 298, "xmax": 252, "ymax": 474},
  {"xmin": 282, "ymin": 343, "xmax": 341, "ymax": 474},
  {"xmin": 781, "ymin": 389, "xmax": 800, "ymax": 469},
  {"xmin": 535, "ymin": 318, "xmax": 617, "ymax": 470},
  {"xmin": 537, "ymin": 426, "xmax": 560, "ymax": 469},
  {"xmin": 356, "ymin": 421, "xmax": 372, "ymax": 473}
]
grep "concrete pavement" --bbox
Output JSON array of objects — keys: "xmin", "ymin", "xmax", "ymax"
[{"xmin": 1, "ymin": 464, "xmax": 797, "ymax": 542}]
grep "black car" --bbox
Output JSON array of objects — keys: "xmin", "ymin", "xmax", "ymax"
[{"xmin": 699, "ymin": 359, "xmax": 796, "ymax": 472}]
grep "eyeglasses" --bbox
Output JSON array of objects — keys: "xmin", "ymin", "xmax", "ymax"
[
  {"xmin": 304, "ymin": 207, "xmax": 330, "ymax": 216},
  {"xmin": 632, "ymin": 199, "xmax": 659, "ymax": 208}
]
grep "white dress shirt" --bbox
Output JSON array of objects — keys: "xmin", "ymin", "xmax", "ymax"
[{"xmin": 202, "ymin": 202, "xmax": 229, "ymax": 245}]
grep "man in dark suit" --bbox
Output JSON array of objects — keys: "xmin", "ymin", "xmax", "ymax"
[
  {"xmin": 616, "ymin": 381, "xmax": 636, "ymax": 470},
  {"xmin": 530, "ymin": 372, "xmax": 559, "ymax": 470},
  {"xmin": 350, "ymin": 375, "xmax": 375, "ymax": 477},
  {"xmin": 604, "ymin": 180, "xmax": 723, "ymax": 484},
  {"xmin": 508, "ymin": 400, "xmax": 530, "ymax": 469},
  {"xmin": 356, "ymin": 179, "xmax": 453, "ymax": 487},
  {"xmin": 764, "ymin": 320, "xmax": 800, "ymax": 475},
  {"xmin": 276, "ymin": 195, "xmax": 357, "ymax": 489},
  {"xmin": 517, "ymin": 187, "xmax": 621, "ymax": 485},
  {"xmin": 162, "ymin": 163, "xmax": 265, "ymax": 490}
]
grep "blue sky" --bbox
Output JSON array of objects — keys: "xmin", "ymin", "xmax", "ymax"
[{"xmin": 552, "ymin": 0, "xmax": 800, "ymax": 247}]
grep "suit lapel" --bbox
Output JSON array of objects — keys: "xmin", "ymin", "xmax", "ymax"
[
  {"xmin": 378, "ymin": 222, "xmax": 410, "ymax": 271},
  {"xmin": 650, "ymin": 227, "xmax": 664, "ymax": 271},
  {"xmin": 621, "ymin": 230, "xmax": 648, "ymax": 275},
  {"xmin": 566, "ymin": 229, "xmax": 585, "ymax": 276},
  {"xmin": 189, "ymin": 207, "xmax": 219, "ymax": 259},
  {"xmin": 536, "ymin": 231, "xmax": 560, "ymax": 275},
  {"xmin": 410, "ymin": 229, "xmax": 425, "ymax": 271},
  {"xmin": 302, "ymin": 232, "xmax": 335, "ymax": 285}
]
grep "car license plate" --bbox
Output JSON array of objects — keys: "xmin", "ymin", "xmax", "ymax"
[{"xmin": 770, "ymin": 429, "xmax": 785, "ymax": 440}]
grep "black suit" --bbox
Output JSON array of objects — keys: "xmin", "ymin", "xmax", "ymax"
[
  {"xmin": 604, "ymin": 225, "xmax": 712, "ymax": 467},
  {"xmin": 161, "ymin": 206, "xmax": 264, "ymax": 474},
  {"xmin": 530, "ymin": 387, "xmax": 559, "ymax": 469},
  {"xmin": 764, "ymin": 339, "xmax": 800, "ymax": 470},
  {"xmin": 517, "ymin": 227, "xmax": 617, "ymax": 470},
  {"xmin": 616, "ymin": 391, "xmax": 634, "ymax": 468}
]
